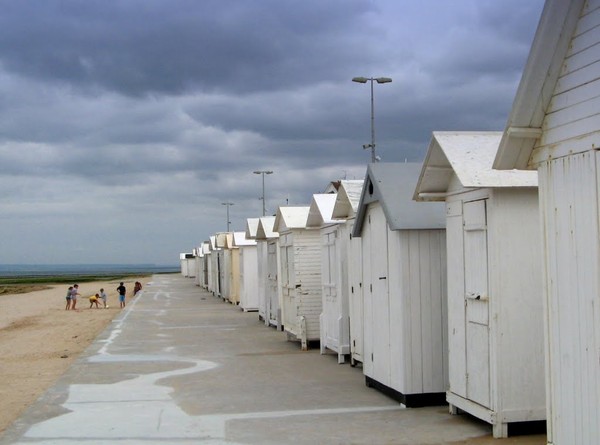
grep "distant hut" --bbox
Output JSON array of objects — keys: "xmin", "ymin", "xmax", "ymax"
[
  {"xmin": 331, "ymin": 179, "xmax": 365, "ymax": 366},
  {"xmin": 275, "ymin": 205, "xmax": 321, "ymax": 349},
  {"xmin": 255, "ymin": 216, "xmax": 280, "ymax": 328}
]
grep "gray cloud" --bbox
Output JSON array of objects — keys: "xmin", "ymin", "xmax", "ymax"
[{"xmin": 0, "ymin": 0, "xmax": 546, "ymax": 264}]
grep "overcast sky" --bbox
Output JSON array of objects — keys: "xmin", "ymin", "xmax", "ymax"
[{"xmin": 0, "ymin": 0, "xmax": 545, "ymax": 266}]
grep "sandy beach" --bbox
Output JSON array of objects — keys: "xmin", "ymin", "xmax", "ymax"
[{"xmin": 0, "ymin": 276, "xmax": 151, "ymax": 435}]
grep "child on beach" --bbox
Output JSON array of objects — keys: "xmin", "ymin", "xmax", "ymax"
[
  {"xmin": 89, "ymin": 293, "xmax": 101, "ymax": 309},
  {"xmin": 99, "ymin": 288, "xmax": 108, "ymax": 308},
  {"xmin": 70, "ymin": 284, "xmax": 80, "ymax": 310},
  {"xmin": 65, "ymin": 286, "xmax": 73, "ymax": 310},
  {"xmin": 133, "ymin": 281, "xmax": 142, "ymax": 295}
]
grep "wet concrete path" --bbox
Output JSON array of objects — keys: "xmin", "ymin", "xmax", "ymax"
[{"xmin": 1, "ymin": 274, "xmax": 546, "ymax": 444}]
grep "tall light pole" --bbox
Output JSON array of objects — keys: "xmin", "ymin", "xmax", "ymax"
[
  {"xmin": 221, "ymin": 201, "xmax": 234, "ymax": 231},
  {"xmin": 352, "ymin": 76, "xmax": 392, "ymax": 163},
  {"xmin": 253, "ymin": 170, "xmax": 273, "ymax": 216}
]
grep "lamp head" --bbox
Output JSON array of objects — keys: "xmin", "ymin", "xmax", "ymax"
[
  {"xmin": 352, "ymin": 77, "xmax": 368, "ymax": 83},
  {"xmin": 375, "ymin": 77, "xmax": 392, "ymax": 84}
]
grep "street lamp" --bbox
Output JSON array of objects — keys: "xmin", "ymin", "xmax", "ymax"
[
  {"xmin": 352, "ymin": 76, "xmax": 392, "ymax": 163},
  {"xmin": 253, "ymin": 170, "xmax": 273, "ymax": 216},
  {"xmin": 221, "ymin": 201, "xmax": 234, "ymax": 231}
]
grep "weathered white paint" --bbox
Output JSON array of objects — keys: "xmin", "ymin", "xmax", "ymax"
[
  {"xmin": 200, "ymin": 242, "xmax": 210, "ymax": 289},
  {"xmin": 275, "ymin": 206, "xmax": 322, "ymax": 347},
  {"xmin": 492, "ymin": 2, "xmax": 600, "ymax": 443},
  {"xmin": 235, "ymin": 229, "xmax": 259, "ymax": 312},
  {"xmin": 215, "ymin": 232, "xmax": 231, "ymax": 300},
  {"xmin": 354, "ymin": 163, "xmax": 447, "ymax": 408},
  {"xmin": 307, "ymin": 192, "xmax": 353, "ymax": 363},
  {"xmin": 256, "ymin": 216, "xmax": 280, "ymax": 327},
  {"xmin": 332, "ymin": 180, "xmax": 366, "ymax": 367},
  {"xmin": 221, "ymin": 233, "xmax": 243, "ymax": 305},
  {"xmin": 193, "ymin": 247, "xmax": 204, "ymax": 286},
  {"xmin": 208, "ymin": 235, "xmax": 221, "ymax": 297},
  {"xmin": 416, "ymin": 132, "xmax": 544, "ymax": 437}
]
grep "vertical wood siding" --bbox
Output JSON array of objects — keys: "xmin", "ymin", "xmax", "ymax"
[{"xmin": 539, "ymin": 153, "xmax": 600, "ymax": 444}]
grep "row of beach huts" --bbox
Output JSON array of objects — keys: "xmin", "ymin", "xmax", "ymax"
[
  {"xmin": 181, "ymin": 134, "xmax": 541, "ymax": 439},
  {"xmin": 180, "ymin": 1, "xmax": 600, "ymax": 443}
]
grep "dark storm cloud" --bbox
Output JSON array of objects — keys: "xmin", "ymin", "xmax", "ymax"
[
  {"xmin": 0, "ymin": 0, "xmax": 378, "ymax": 96},
  {"xmin": 0, "ymin": 0, "xmax": 547, "ymax": 264}
]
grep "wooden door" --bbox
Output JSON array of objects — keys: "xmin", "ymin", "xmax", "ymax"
[
  {"xmin": 463, "ymin": 199, "xmax": 490, "ymax": 408},
  {"xmin": 349, "ymin": 226, "xmax": 364, "ymax": 362},
  {"xmin": 267, "ymin": 240, "xmax": 279, "ymax": 323},
  {"xmin": 370, "ymin": 204, "xmax": 390, "ymax": 386},
  {"xmin": 322, "ymin": 229, "xmax": 338, "ymax": 346},
  {"xmin": 362, "ymin": 209, "xmax": 374, "ymax": 377}
]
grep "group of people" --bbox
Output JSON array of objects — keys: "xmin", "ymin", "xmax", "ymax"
[{"xmin": 64, "ymin": 281, "xmax": 143, "ymax": 310}]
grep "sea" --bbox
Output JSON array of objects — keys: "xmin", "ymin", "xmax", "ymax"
[{"xmin": 0, "ymin": 264, "xmax": 179, "ymax": 278}]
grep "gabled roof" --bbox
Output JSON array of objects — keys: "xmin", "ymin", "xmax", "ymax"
[
  {"xmin": 274, "ymin": 206, "xmax": 310, "ymax": 233},
  {"xmin": 493, "ymin": 0, "xmax": 585, "ymax": 170},
  {"xmin": 323, "ymin": 180, "xmax": 341, "ymax": 194},
  {"xmin": 209, "ymin": 235, "xmax": 218, "ymax": 251},
  {"xmin": 352, "ymin": 162, "xmax": 445, "ymax": 237},
  {"xmin": 306, "ymin": 193, "xmax": 338, "ymax": 227},
  {"xmin": 233, "ymin": 231, "xmax": 256, "ymax": 247},
  {"xmin": 414, "ymin": 132, "xmax": 538, "ymax": 202},
  {"xmin": 245, "ymin": 218, "xmax": 260, "ymax": 239},
  {"xmin": 256, "ymin": 216, "xmax": 278, "ymax": 240},
  {"xmin": 332, "ymin": 180, "xmax": 364, "ymax": 219},
  {"xmin": 215, "ymin": 232, "xmax": 231, "ymax": 249}
]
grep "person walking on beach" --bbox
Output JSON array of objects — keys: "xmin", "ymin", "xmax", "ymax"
[
  {"xmin": 70, "ymin": 284, "xmax": 80, "ymax": 310},
  {"xmin": 133, "ymin": 281, "xmax": 142, "ymax": 296},
  {"xmin": 99, "ymin": 288, "xmax": 108, "ymax": 308},
  {"xmin": 117, "ymin": 282, "xmax": 126, "ymax": 308},
  {"xmin": 65, "ymin": 286, "xmax": 73, "ymax": 310}
]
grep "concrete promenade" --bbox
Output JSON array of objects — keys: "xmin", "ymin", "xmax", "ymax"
[{"xmin": 1, "ymin": 274, "xmax": 546, "ymax": 444}]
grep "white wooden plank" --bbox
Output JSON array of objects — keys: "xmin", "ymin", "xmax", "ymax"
[
  {"xmin": 548, "ymin": 75, "xmax": 600, "ymax": 113},
  {"xmin": 541, "ymin": 111, "xmax": 600, "ymax": 146},
  {"xmin": 554, "ymin": 57, "xmax": 600, "ymax": 96},
  {"xmin": 545, "ymin": 91, "xmax": 600, "ymax": 130}
]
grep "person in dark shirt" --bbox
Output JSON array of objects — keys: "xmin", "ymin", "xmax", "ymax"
[{"xmin": 117, "ymin": 282, "xmax": 126, "ymax": 308}]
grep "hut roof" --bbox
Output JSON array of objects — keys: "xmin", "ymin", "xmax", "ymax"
[
  {"xmin": 306, "ymin": 193, "xmax": 338, "ymax": 227},
  {"xmin": 414, "ymin": 131, "xmax": 537, "ymax": 202},
  {"xmin": 352, "ymin": 162, "xmax": 445, "ymax": 237},
  {"xmin": 493, "ymin": 0, "xmax": 584, "ymax": 170}
]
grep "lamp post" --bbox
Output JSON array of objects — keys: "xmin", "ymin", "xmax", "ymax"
[
  {"xmin": 352, "ymin": 76, "xmax": 392, "ymax": 163},
  {"xmin": 221, "ymin": 201, "xmax": 234, "ymax": 231},
  {"xmin": 253, "ymin": 170, "xmax": 273, "ymax": 216}
]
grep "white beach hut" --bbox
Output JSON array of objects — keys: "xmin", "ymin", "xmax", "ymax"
[
  {"xmin": 415, "ymin": 132, "xmax": 543, "ymax": 436},
  {"xmin": 208, "ymin": 235, "xmax": 220, "ymax": 297},
  {"xmin": 215, "ymin": 232, "xmax": 231, "ymax": 300},
  {"xmin": 194, "ymin": 246, "xmax": 204, "ymax": 286},
  {"xmin": 235, "ymin": 229, "xmax": 259, "ymax": 312},
  {"xmin": 331, "ymin": 180, "xmax": 365, "ymax": 367},
  {"xmin": 200, "ymin": 241, "xmax": 210, "ymax": 289},
  {"xmin": 352, "ymin": 162, "xmax": 447, "ymax": 407},
  {"xmin": 492, "ymin": 1, "xmax": 600, "ymax": 442},
  {"xmin": 180, "ymin": 253, "xmax": 195, "ymax": 278},
  {"xmin": 179, "ymin": 253, "xmax": 188, "ymax": 276},
  {"xmin": 306, "ymin": 192, "xmax": 351, "ymax": 363},
  {"xmin": 275, "ymin": 205, "xmax": 321, "ymax": 350},
  {"xmin": 224, "ymin": 233, "xmax": 242, "ymax": 305},
  {"xmin": 255, "ymin": 216, "xmax": 280, "ymax": 328}
]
